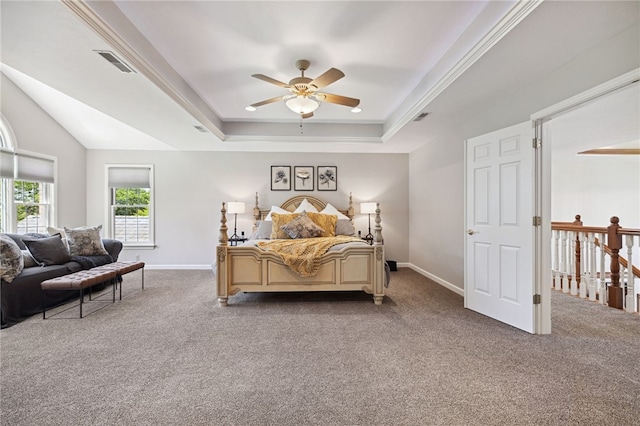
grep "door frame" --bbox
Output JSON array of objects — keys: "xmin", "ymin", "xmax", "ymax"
[{"xmin": 531, "ymin": 67, "xmax": 640, "ymax": 334}]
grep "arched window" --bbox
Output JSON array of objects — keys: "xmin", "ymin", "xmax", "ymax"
[{"xmin": 0, "ymin": 117, "xmax": 55, "ymax": 234}]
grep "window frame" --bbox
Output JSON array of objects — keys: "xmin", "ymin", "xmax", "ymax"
[{"xmin": 105, "ymin": 164, "xmax": 155, "ymax": 249}]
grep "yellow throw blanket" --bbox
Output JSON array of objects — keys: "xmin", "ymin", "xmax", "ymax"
[{"xmin": 257, "ymin": 236, "xmax": 364, "ymax": 277}]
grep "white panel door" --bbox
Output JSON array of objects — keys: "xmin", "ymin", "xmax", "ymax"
[{"xmin": 465, "ymin": 122, "xmax": 535, "ymax": 333}]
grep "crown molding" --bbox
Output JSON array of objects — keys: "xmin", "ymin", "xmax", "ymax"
[{"xmin": 382, "ymin": 0, "xmax": 543, "ymax": 142}]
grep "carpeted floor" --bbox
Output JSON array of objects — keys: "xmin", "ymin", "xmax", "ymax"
[{"xmin": 1, "ymin": 268, "xmax": 638, "ymax": 425}]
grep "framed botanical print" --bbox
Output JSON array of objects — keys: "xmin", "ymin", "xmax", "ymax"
[
  {"xmin": 294, "ymin": 166, "xmax": 314, "ymax": 191},
  {"xmin": 271, "ymin": 166, "xmax": 291, "ymax": 191},
  {"xmin": 317, "ymin": 166, "xmax": 337, "ymax": 191}
]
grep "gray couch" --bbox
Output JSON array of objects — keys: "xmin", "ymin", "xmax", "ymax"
[{"xmin": 1, "ymin": 233, "xmax": 123, "ymax": 328}]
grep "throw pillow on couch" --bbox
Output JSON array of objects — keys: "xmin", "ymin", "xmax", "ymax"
[
  {"xmin": 48, "ymin": 225, "xmax": 109, "ymax": 257},
  {"xmin": 0, "ymin": 234, "xmax": 24, "ymax": 283}
]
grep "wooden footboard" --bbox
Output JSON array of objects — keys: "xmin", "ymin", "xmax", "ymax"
[
  {"xmin": 215, "ymin": 194, "xmax": 385, "ymax": 306},
  {"xmin": 216, "ymin": 244, "xmax": 385, "ymax": 305}
]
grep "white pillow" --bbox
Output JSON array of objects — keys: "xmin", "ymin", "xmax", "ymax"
[
  {"xmin": 294, "ymin": 198, "xmax": 318, "ymax": 213},
  {"xmin": 320, "ymin": 203, "xmax": 350, "ymax": 220},
  {"xmin": 264, "ymin": 205, "xmax": 288, "ymax": 221}
]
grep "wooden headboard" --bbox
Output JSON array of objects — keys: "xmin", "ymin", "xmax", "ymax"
[{"xmin": 253, "ymin": 192, "xmax": 354, "ymax": 223}]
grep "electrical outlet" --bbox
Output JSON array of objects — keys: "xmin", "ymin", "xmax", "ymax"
[{"xmin": 135, "ymin": 254, "xmax": 140, "ymax": 261}]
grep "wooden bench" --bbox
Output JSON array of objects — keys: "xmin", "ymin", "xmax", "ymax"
[
  {"xmin": 41, "ymin": 269, "xmax": 118, "ymax": 319},
  {"xmin": 91, "ymin": 261, "xmax": 145, "ymax": 300}
]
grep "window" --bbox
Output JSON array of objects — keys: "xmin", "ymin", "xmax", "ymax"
[
  {"xmin": 107, "ymin": 165, "xmax": 154, "ymax": 246},
  {"xmin": 0, "ymin": 119, "xmax": 55, "ymax": 234}
]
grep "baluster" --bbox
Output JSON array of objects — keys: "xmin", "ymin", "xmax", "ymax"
[
  {"xmin": 598, "ymin": 232, "xmax": 607, "ymax": 305},
  {"xmin": 561, "ymin": 230, "xmax": 569, "ymax": 292},
  {"xmin": 607, "ymin": 217, "xmax": 623, "ymax": 309},
  {"xmin": 569, "ymin": 231, "xmax": 578, "ymax": 295},
  {"xmin": 625, "ymin": 235, "xmax": 635, "ymax": 313},
  {"xmin": 579, "ymin": 232, "xmax": 587, "ymax": 299},
  {"xmin": 588, "ymin": 233, "xmax": 597, "ymax": 301},
  {"xmin": 553, "ymin": 230, "xmax": 561, "ymax": 290}
]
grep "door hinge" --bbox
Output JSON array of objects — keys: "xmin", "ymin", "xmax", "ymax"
[
  {"xmin": 533, "ymin": 294, "xmax": 541, "ymax": 305},
  {"xmin": 533, "ymin": 216, "xmax": 541, "ymax": 226},
  {"xmin": 532, "ymin": 138, "xmax": 541, "ymax": 149}
]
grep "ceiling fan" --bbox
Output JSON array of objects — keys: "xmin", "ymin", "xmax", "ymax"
[{"xmin": 246, "ymin": 59, "xmax": 360, "ymax": 119}]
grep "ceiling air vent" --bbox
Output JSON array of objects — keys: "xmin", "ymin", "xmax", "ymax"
[
  {"xmin": 95, "ymin": 50, "xmax": 135, "ymax": 73},
  {"xmin": 413, "ymin": 112, "xmax": 430, "ymax": 122},
  {"xmin": 193, "ymin": 125, "xmax": 209, "ymax": 133}
]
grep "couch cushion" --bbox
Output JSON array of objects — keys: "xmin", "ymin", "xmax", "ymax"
[
  {"xmin": 21, "ymin": 250, "xmax": 38, "ymax": 268},
  {"xmin": 1, "ymin": 234, "xmax": 24, "ymax": 282},
  {"xmin": 23, "ymin": 234, "xmax": 72, "ymax": 266},
  {"xmin": 64, "ymin": 225, "xmax": 109, "ymax": 256}
]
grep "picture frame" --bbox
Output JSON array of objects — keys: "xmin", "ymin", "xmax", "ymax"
[
  {"xmin": 294, "ymin": 166, "xmax": 314, "ymax": 191},
  {"xmin": 271, "ymin": 166, "xmax": 291, "ymax": 191},
  {"xmin": 317, "ymin": 166, "xmax": 337, "ymax": 191}
]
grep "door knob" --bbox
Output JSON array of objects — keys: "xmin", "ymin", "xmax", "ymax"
[{"xmin": 467, "ymin": 229, "xmax": 476, "ymax": 235}]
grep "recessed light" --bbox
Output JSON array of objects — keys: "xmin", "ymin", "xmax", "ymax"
[
  {"xmin": 351, "ymin": 107, "xmax": 362, "ymax": 113},
  {"xmin": 245, "ymin": 106, "xmax": 256, "ymax": 112}
]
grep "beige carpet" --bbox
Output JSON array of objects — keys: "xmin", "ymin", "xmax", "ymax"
[{"xmin": 1, "ymin": 268, "xmax": 638, "ymax": 425}]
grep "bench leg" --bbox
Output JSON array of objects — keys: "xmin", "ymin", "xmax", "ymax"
[
  {"xmin": 142, "ymin": 268, "xmax": 144, "ymax": 290},
  {"xmin": 79, "ymin": 288, "xmax": 83, "ymax": 318},
  {"xmin": 42, "ymin": 290, "xmax": 47, "ymax": 319}
]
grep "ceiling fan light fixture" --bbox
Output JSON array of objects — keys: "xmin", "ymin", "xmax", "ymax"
[
  {"xmin": 351, "ymin": 107, "xmax": 362, "ymax": 113},
  {"xmin": 245, "ymin": 106, "xmax": 256, "ymax": 112},
  {"xmin": 286, "ymin": 96, "xmax": 319, "ymax": 115}
]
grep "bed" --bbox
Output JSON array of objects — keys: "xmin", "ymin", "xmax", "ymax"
[{"xmin": 216, "ymin": 194, "xmax": 385, "ymax": 306}]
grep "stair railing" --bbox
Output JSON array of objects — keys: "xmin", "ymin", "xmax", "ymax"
[{"xmin": 551, "ymin": 215, "xmax": 640, "ymax": 313}]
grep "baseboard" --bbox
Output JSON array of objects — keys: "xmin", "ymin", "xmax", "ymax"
[
  {"xmin": 405, "ymin": 264, "xmax": 464, "ymax": 296},
  {"xmin": 143, "ymin": 264, "xmax": 213, "ymax": 270}
]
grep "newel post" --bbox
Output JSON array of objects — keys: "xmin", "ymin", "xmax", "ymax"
[{"xmin": 607, "ymin": 216, "xmax": 623, "ymax": 309}]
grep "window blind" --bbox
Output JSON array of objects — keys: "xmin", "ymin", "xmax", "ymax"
[
  {"xmin": 15, "ymin": 153, "xmax": 55, "ymax": 183},
  {"xmin": 108, "ymin": 166, "xmax": 151, "ymax": 188},
  {"xmin": 0, "ymin": 149, "xmax": 15, "ymax": 179}
]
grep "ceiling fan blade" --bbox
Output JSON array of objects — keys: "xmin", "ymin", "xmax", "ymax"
[
  {"xmin": 252, "ymin": 74, "xmax": 290, "ymax": 88},
  {"xmin": 250, "ymin": 96, "xmax": 285, "ymax": 108},
  {"xmin": 315, "ymin": 92, "xmax": 360, "ymax": 108},
  {"xmin": 308, "ymin": 68, "xmax": 345, "ymax": 90},
  {"xmin": 301, "ymin": 112, "xmax": 314, "ymax": 119}
]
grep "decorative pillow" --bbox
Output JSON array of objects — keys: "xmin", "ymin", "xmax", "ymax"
[
  {"xmin": 305, "ymin": 212, "xmax": 337, "ymax": 237},
  {"xmin": 264, "ymin": 206, "xmax": 288, "ymax": 221},
  {"xmin": 320, "ymin": 203, "xmax": 350, "ymax": 220},
  {"xmin": 1, "ymin": 234, "xmax": 24, "ymax": 282},
  {"xmin": 294, "ymin": 198, "xmax": 318, "ymax": 213},
  {"xmin": 270, "ymin": 212, "xmax": 300, "ymax": 239},
  {"xmin": 22, "ymin": 250, "xmax": 38, "ymax": 268},
  {"xmin": 47, "ymin": 226, "xmax": 70, "ymax": 251},
  {"xmin": 280, "ymin": 212, "xmax": 324, "ymax": 239},
  {"xmin": 336, "ymin": 219, "xmax": 356, "ymax": 236},
  {"xmin": 250, "ymin": 220, "xmax": 273, "ymax": 240},
  {"xmin": 64, "ymin": 225, "xmax": 109, "ymax": 256},
  {"xmin": 23, "ymin": 234, "xmax": 71, "ymax": 266}
]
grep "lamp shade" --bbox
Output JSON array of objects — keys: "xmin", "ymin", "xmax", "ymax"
[
  {"xmin": 360, "ymin": 202, "xmax": 377, "ymax": 214},
  {"xmin": 227, "ymin": 201, "xmax": 245, "ymax": 215},
  {"xmin": 286, "ymin": 96, "xmax": 319, "ymax": 114}
]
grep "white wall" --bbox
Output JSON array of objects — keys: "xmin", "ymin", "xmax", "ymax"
[
  {"xmin": 1, "ymin": 73, "xmax": 87, "ymax": 228},
  {"xmin": 86, "ymin": 151, "xmax": 409, "ymax": 267},
  {"xmin": 408, "ymin": 23, "xmax": 640, "ymax": 290},
  {"xmin": 552, "ymin": 155, "xmax": 640, "ymax": 228}
]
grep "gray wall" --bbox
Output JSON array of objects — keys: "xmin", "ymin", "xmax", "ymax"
[
  {"xmin": 1, "ymin": 73, "xmax": 87, "ymax": 228},
  {"xmin": 408, "ymin": 22, "xmax": 639, "ymax": 290},
  {"xmin": 86, "ymin": 151, "xmax": 409, "ymax": 267}
]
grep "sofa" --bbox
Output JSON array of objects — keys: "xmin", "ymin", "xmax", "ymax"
[{"xmin": 1, "ymin": 231, "xmax": 123, "ymax": 328}]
